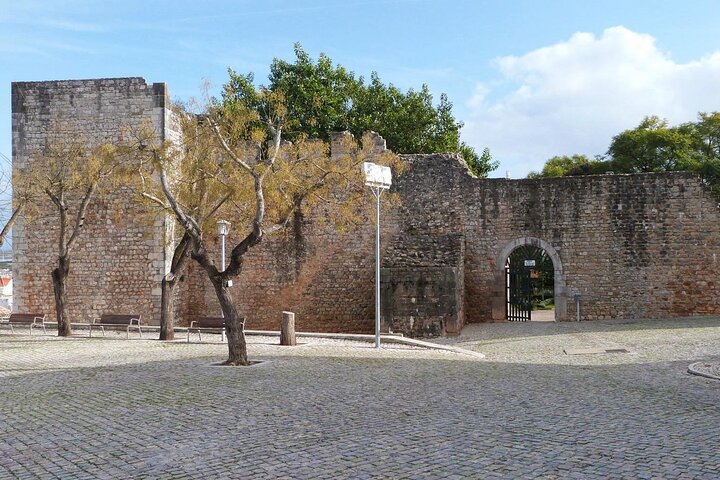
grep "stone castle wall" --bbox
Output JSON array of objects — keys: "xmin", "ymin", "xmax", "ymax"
[
  {"xmin": 11, "ymin": 78, "xmax": 174, "ymax": 323},
  {"xmin": 394, "ymin": 155, "xmax": 720, "ymax": 329},
  {"xmin": 182, "ymin": 152, "xmax": 720, "ymax": 334},
  {"xmin": 178, "ymin": 206, "xmax": 395, "ymax": 333},
  {"xmin": 12, "ymin": 77, "xmax": 720, "ymax": 335}
]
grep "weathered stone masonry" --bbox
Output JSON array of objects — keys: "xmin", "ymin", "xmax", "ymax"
[
  {"xmin": 12, "ymin": 78, "xmax": 720, "ymax": 336},
  {"xmin": 384, "ymin": 156, "xmax": 720, "ymax": 334},
  {"xmin": 184, "ymin": 155, "xmax": 720, "ymax": 336},
  {"xmin": 12, "ymin": 78, "xmax": 179, "ymax": 323}
]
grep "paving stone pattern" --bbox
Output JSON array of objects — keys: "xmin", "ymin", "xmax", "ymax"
[{"xmin": 1, "ymin": 317, "xmax": 719, "ymax": 478}]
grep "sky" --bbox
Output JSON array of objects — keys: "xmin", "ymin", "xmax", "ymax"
[{"xmin": 2, "ymin": 0, "xmax": 720, "ymax": 182}]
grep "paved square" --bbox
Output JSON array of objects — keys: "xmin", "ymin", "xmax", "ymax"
[{"xmin": 1, "ymin": 317, "xmax": 719, "ymax": 479}]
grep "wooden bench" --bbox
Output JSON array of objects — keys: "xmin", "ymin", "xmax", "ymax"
[
  {"xmin": 187, "ymin": 316, "xmax": 245, "ymax": 342},
  {"xmin": 3, "ymin": 313, "xmax": 47, "ymax": 335},
  {"xmin": 90, "ymin": 314, "xmax": 142, "ymax": 338}
]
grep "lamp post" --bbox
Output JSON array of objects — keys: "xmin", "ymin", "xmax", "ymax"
[
  {"xmin": 361, "ymin": 162, "xmax": 392, "ymax": 348},
  {"xmin": 217, "ymin": 219, "xmax": 231, "ymax": 271}
]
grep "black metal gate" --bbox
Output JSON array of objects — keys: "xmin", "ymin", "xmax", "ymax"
[{"xmin": 506, "ymin": 264, "xmax": 532, "ymax": 321}]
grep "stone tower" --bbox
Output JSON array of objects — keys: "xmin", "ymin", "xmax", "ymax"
[{"xmin": 12, "ymin": 78, "xmax": 177, "ymax": 322}]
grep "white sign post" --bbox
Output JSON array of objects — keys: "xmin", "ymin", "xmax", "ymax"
[{"xmin": 362, "ymin": 162, "xmax": 392, "ymax": 348}]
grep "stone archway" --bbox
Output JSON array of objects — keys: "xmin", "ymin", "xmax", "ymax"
[{"xmin": 491, "ymin": 237, "xmax": 567, "ymax": 321}]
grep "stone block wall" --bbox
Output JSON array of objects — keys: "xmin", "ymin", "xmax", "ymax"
[
  {"xmin": 394, "ymin": 155, "xmax": 720, "ymax": 324},
  {"xmin": 179, "ymin": 199, "xmax": 396, "ymax": 333},
  {"xmin": 12, "ymin": 78, "xmax": 172, "ymax": 323},
  {"xmin": 176, "ymin": 146, "xmax": 720, "ymax": 335},
  {"xmin": 381, "ymin": 233, "xmax": 465, "ymax": 336},
  {"xmin": 12, "ymin": 77, "xmax": 720, "ymax": 335}
]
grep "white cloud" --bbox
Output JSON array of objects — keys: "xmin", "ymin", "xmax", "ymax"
[{"xmin": 464, "ymin": 26, "xmax": 720, "ymax": 177}]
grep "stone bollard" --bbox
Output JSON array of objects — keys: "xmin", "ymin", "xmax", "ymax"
[
  {"xmin": 280, "ymin": 311, "xmax": 297, "ymax": 346},
  {"xmin": 575, "ymin": 294, "xmax": 582, "ymax": 322}
]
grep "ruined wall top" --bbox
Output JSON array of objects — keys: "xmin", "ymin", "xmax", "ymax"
[
  {"xmin": 330, "ymin": 130, "xmax": 389, "ymax": 158},
  {"xmin": 12, "ymin": 77, "xmax": 168, "ymax": 113}
]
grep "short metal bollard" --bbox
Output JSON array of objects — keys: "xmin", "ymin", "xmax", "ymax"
[{"xmin": 575, "ymin": 294, "xmax": 582, "ymax": 322}]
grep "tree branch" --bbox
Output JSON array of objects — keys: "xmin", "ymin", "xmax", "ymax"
[
  {"xmin": 0, "ymin": 201, "xmax": 25, "ymax": 247},
  {"xmin": 66, "ymin": 183, "xmax": 97, "ymax": 253},
  {"xmin": 204, "ymin": 192, "xmax": 232, "ymax": 223},
  {"xmin": 158, "ymin": 162, "xmax": 202, "ymax": 242},
  {"xmin": 142, "ymin": 192, "xmax": 170, "ymax": 210},
  {"xmin": 211, "ymin": 124, "xmax": 255, "ymax": 174}
]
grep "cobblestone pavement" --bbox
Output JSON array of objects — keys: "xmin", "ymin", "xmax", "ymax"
[{"xmin": 1, "ymin": 317, "xmax": 719, "ymax": 479}]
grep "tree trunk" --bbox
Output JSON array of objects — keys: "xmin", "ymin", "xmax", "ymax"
[
  {"xmin": 52, "ymin": 255, "xmax": 72, "ymax": 337},
  {"xmin": 190, "ymin": 238, "xmax": 253, "ymax": 366},
  {"xmin": 159, "ymin": 233, "xmax": 192, "ymax": 341},
  {"xmin": 159, "ymin": 276, "xmax": 177, "ymax": 340},
  {"xmin": 212, "ymin": 277, "xmax": 248, "ymax": 365}
]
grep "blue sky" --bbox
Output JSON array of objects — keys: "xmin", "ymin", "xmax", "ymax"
[{"xmin": 3, "ymin": 0, "xmax": 720, "ymax": 181}]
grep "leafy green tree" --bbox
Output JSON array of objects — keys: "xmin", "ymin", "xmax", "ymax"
[
  {"xmin": 527, "ymin": 154, "xmax": 610, "ymax": 178},
  {"xmin": 348, "ymin": 74, "xmax": 462, "ymax": 154},
  {"xmin": 608, "ymin": 116, "xmax": 694, "ymax": 173},
  {"xmin": 606, "ymin": 114, "xmax": 720, "ymax": 194},
  {"xmin": 227, "ymin": 43, "xmax": 497, "ymax": 177},
  {"xmin": 679, "ymin": 112, "xmax": 720, "ymax": 159},
  {"xmin": 265, "ymin": 44, "xmax": 357, "ymax": 140},
  {"xmin": 528, "ymin": 112, "xmax": 720, "ymax": 195},
  {"xmin": 464, "ymin": 146, "xmax": 499, "ymax": 178},
  {"xmin": 677, "ymin": 112, "xmax": 720, "ymax": 192}
]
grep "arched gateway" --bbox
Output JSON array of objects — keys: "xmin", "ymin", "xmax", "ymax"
[{"xmin": 492, "ymin": 237, "xmax": 567, "ymax": 322}]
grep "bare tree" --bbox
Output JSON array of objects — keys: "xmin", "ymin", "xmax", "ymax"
[
  {"xmin": 25, "ymin": 134, "xmax": 128, "ymax": 336},
  {"xmin": 129, "ymin": 117, "xmax": 217, "ymax": 341},
  {"xmin": 0, "ymin": 152, "xmax": 31, "ymax": 248},
  {"xmin": 132, "ymin": 83, "xmax": 399, "ymax": 365}
]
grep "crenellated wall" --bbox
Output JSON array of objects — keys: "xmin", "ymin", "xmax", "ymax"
[
  {"xmin": 184, "ymin": 152, "xmax": 720, "ymax": 335},
  {"xmin": 12, "ymin": 77, "xmax": 720, "ymax": 336}
]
